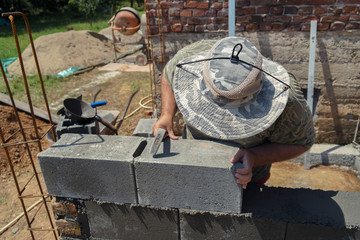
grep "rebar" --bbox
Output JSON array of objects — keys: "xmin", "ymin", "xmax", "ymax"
[{"xmin": 0, "ymin": 12, "xmax": 58, "ymax": 240}]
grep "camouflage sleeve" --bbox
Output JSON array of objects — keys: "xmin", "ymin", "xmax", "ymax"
[
  {"xmin": 268, "ymin": 74, "xmax": 316, "ymax": 149},
  {"xmin": 164, "ymin": 39, "xmax": 217, "ymax": 90}
]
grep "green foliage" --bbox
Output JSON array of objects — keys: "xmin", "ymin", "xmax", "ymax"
[{"xmin": 68, "ymin": 0, "xmax": 100, "ymax": 25}]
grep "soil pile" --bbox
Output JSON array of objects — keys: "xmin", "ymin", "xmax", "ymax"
[
  {"xmin": 6, "ymin": 30, "xmax": 137, "ymax": 76},
  {"xmin": 0, "ymin": 104, "xmax": 52, "ymax": 174}
]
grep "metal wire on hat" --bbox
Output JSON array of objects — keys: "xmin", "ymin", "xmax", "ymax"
[{"xmin": 176, "ymin": 43, "xmax": 292, "ymax": 90}]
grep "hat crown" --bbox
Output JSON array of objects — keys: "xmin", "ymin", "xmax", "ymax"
[{"xmin": 203, "ymin": 37, "xmax": 263, "ymax": 104}]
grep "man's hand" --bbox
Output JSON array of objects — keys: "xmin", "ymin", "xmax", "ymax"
[
  {"xmin": 152, "ymin": 116, "xmax": 179, "ymax": 140},
  {"xmin": 230, "ymin": 148, "xmax": 255, "ymax": 189}
]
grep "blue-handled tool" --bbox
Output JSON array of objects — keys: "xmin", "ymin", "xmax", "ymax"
[{"xmin": 90, "ymin": 101, "xmax": 107, "ymax": 108}]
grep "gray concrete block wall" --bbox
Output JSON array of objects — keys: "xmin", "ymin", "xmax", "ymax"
[
  {"xmin": 135, "ymin": 138, "xmax": 243, "ymax": 213},
  {"xmin": 37, "ymin": 133, "xmax": 360, "ymax": 239}
]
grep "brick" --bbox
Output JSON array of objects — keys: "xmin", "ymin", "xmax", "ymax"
[
  {"xmin": 213, "ymin": 17, "xmax": 228, "ymax": 24},
  {"xmin": 330, "ymin": 21, "xmax": 345, "ymax": 31},
  {"xmin": 135, "ymin": 139, "xmax": 244, "ymax": 213},
  {"xmin": 211, "ymin": 2, "xmax": 223, "ymax": 9},
  {"xmin": 169, "ymin": 8, "xmax": 180, "ymax": 17},
  {"xmin": 243, "ymin": 7, "xmax": 256, "ymax": 15},
  {"xmin": 235, "ymin": 24, "xmax": 246, "ymax": 31},
  {"xmin": 286, "ymin": 23, "xmax": 301, "ymax": 31},
  {"xmin": 293, "ymin": 15, "xmax": 318, "ymax": 23},
  {"xmin": 171, "ymin": 23, "xmax": 182, "ymax": 32},
  {"xmin": 264, "ymin": 15, "xmax": 291, "ymax": 23},
  {"xmin": 257, "ymin": 6, "xmax": 270, "ymax": 14},
  {"xmin": 298, "ymin": 7, "xmax": 313, "ymax": 15},
  {"xmin": 38, "ymin": 134, "xmax": 143, "ymax": 203},
  {"xmin": 195, "ymin": 25, "xmax": 206, "ymax": 32},
  {"xmin": 85, "ymin": 201, "xmax": 179, "ymax": 239},
  {"xmin": 162, "ymin": 25, "xmax": 170, "ymax": 33},
  {"xmin": 168, "ymin": 17, "xmax": 181, "ymax": 24},
  {"xmin": 205, "ymin": 9, "xmax": 216, "ymax": 17},
  {"xmin": 185, "ymin": 1, "xmax": 210, "ymax": 9},
  {"xmin": 193, "ymin": 9, "xmax": 205, "ymax": 17},
  {"xmin": 284, "ymin": 6, "xmax": 298, "ymax": 14},
  {"xmin": 246, "ymin": 23, "xmax": 259, "ymax": 31},
  {"xmin": 160, "ymin": 2, "xmax": 184, "ymax": 9},
  {"xmin": 350, "ymin": 15, "xmax": 360, "ymax": 21},
  {"xmin": 235, "ymin": 0, "xmax": 250, "ymax": 7},
  {"xmin": 270, "ymin": 6, "xmax": 284, "ymax": 15},
  {"xmin": 301, "ymin": 23, "xmax": 311, "ymax": 31},
  {"xmin": 338, "ymin": 0, "xmax": 359, "ymax": 3},
  {"xmin": 328, "ymin": 7, "xmax": 343, "ymax": 15},
  {"xmin": 272, "ymin": 23, "xmax": 286, "ymax": 31},
  {"xmin": 345, "ymin": 22, "xmax": 359, "ymax": 30},
  {"xmin": 260, "ymin": 23, "xmax": 272, "ymax": 31},
  {"xmin": 217, "ymin": 9, "xmax": 228, "ymax": 18},
  {"xmin": 206, "ymin": 24, "xmax": 220, "ymax": 31},
  {"xmin": 235, "ymin": 8, "xmax": 244, "ymax": 16},
  {"xmin": 180, "ymin": 9, "xmax": 192, "ymax": 17},
  {"xmin": 52, "ymin": 200, "xmax": 78, "ymax": 218},
  {"xmin": 132, "ymin": 119, "xmax": 157, "ymax": 138},
  {"xmin": 317, "ymin": 22, "xmax": 330, "ymax": 31},
  {"xmin": 183, "ymin": 24, "xmax": 195, "ymax": 32},
  {"xmin": 55, "ymin": 219, "xmax": 81, "ymax": 237},
  {"xmin": 343, "ymin": 6, "xmax": 358, "ymax": 13},
  {"xmin": 250, "ymin": 0, "xmax": 277, "ymax": 5},
  {"xmin": 187, "ymin": 18, "xmax": 210, "ymax": 25},
  {"xmin": 320, "ymin": 15, "xmax": 349, "ymax": 23},
  {"xmin": 314, "ymin": 6, "xmax": 327, "ymax": 15},
  {"xmin": 308, "ymin": 0, "xmax": 336, "ymax": 4},
  {"xmin": 237, "ymin": 15, "xmax": 259, "ymax": 23}
]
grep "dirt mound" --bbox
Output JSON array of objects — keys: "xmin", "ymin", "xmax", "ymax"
[
  {"xmin": 6, "ymin": 30, "xmax": 136, "ymax": 76},
  {"xmin": 0, "ymin": 104, "xmax": 52, "ymax": 174}
]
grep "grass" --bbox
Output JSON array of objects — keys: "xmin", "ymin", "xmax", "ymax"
[{"xmin": 0, "ymin": 7, "xmax": 145, "ymax": 105}]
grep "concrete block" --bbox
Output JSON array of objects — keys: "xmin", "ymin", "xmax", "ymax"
[
  {"xmin": 85, "ymin": 201, "xmax": 179, "ymax": 240},
  {"xmin": 285, "ymin": 223, "xmax": 360, "ymax": 240},
  {"xmin": 291, "ymin": 144, "xmax": 358, "ymax": 166},
  {"xmin": 132, "ymin": 118, "xmax": 157, "ymax": 137},
  {"xmin": 135, "ymin": 138, "xmax": 243, "ymax": 213},
  {"xmin": 180, "ymin": 210, "xmax": 286, "ymax": 240},
  {"xmin": 242, "ymin": 184, "xmax": 360, "ymax": 229},
  {"xmin": 38, "ymin": 134, "xmax": 145, "ymax": 203}
]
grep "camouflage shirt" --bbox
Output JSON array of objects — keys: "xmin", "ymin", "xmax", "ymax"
[{"xmin": 164, "ymin": 39, "xmax": 315, "ymax": 182}]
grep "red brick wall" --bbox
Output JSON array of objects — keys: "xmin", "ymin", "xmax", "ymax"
[{"xmin": 145, "ymin": 0, "xmax": 360, "ymax": 33}]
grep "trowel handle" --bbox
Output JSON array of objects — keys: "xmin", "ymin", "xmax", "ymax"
[{"xmin": 90, "ymin": 101, "xmax": 107, "ymax": 108}]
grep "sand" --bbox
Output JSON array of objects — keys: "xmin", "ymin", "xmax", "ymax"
[{"xmin": 6, "ymin": 29, "xmax": 141, "ymax": 76}]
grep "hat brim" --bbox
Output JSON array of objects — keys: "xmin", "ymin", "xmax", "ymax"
[{"xmin": 173, "ymin": 52, "xmax": 290, "ymax": 140}]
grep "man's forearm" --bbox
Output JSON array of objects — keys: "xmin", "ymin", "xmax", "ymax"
[
  {"xmin": 248, "ymin": 142, "xmax": 308, "ymax": 167},
  {"xmin": 160, "ymin": 74, "xmax": 178, "ymax": 118}
]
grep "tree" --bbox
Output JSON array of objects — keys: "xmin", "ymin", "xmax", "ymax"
[{"xmin": 69, "ymin": 0, "xmax": 100, "ymax": 26}]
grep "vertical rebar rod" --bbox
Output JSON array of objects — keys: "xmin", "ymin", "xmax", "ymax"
[{"xmin": 1, "ymin": 12, "xmax": 58, "ymax": 239}]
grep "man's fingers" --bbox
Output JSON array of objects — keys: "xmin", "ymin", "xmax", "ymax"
[
  {"xmin": 230, "ymin": 148, "xmax": 244, "ymax": 163},
  {"xmin": 167, "ymin": 130, "xmax": 179, "ymax": 140}
]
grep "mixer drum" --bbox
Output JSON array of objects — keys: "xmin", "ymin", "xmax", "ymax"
[{"xmin": 112, "ymin": 7, "xmax": 140, "ymax": 35}]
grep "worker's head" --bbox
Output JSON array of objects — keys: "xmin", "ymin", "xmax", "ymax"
[{"xmin": 173, "ymin": 37, "xmax": 290, "ymax": 140}]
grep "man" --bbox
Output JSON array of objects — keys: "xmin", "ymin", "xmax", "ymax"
[{"xmin": 152, "ymin": 37, "xmax": 315, "ymax": 189}]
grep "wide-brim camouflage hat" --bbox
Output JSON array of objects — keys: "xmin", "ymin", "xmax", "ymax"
[{"xmin": 173, "ymin": 37, "xmax": 290, "ymax": 140}]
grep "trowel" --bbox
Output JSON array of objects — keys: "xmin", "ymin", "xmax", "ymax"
[{"xmin": 149, "ymin": 128, "xmax": 166, "ymax": 155}]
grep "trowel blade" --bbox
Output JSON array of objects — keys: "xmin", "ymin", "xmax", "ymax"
[{"xmin": 149, "ymin": 128, "xmax": 166, "ymax": 155}]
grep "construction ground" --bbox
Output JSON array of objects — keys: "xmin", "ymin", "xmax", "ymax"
[{"xmin": 1, "ymin": 24, "xmax": 360, "ymax": 239}]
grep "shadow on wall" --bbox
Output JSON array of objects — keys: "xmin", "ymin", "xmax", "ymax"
[{"xmin": 317, "ymin": 38, "xmax": 345, "ymax": 144}]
